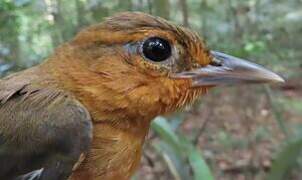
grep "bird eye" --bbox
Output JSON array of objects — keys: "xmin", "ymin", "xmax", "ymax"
[{"xmin": 142, "ymin": 37, "xmax": 172, "ymax": 62}]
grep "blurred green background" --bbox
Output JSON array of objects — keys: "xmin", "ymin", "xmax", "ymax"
[{"xmin": 0, "ymin": 0, "xmax": 301, "ymax": 179}]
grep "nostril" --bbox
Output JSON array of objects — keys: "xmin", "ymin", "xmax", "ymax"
[{"xmin": 210, "ymin": 59, "xmax": 223, "ymax": 67}]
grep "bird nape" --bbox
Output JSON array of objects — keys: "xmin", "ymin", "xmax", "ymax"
[{"xmin": 0, "ymin": 12, "xmax": 284, "ymax": 180}]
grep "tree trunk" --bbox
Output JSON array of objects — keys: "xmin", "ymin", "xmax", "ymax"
[
  {"xmin": 75, "ymin": 0, "xmax": 87, "ymax": 32},
  {"xmin": 179, "ymin": 0, "xmax": 189, "ymax": 27},
  {"xmin": 227, "ymin": 0, "xmax": 242, "ymax": 40},
  {"xmin": 90, "ymin": 2, "xmax": 109, "ymax": 22},
  {"xmin": 147, "ymin": 0, "xmax": 153, "ymax": 14},
  {"xmin": 200, "ymin": 0, "xmax": 209, "ymax": 37},
  {"xmin": 0, "ymin": 3, "xmax": 20, "ymax": 70},
  {"xmin": 153, "ymin": 0, "xmax": 170, "ymax": 19},
  {"xmin": 50, "ymin": 0, "xmax": 65, "ymax": 47},
  {"xmin": 118, "ymin": 0, "xmax": 133, "ymax": 11}
]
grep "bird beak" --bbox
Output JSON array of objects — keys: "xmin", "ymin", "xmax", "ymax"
[{"xmin": 171, "ymin": 51, "xmax": 285, "ymax": 87}]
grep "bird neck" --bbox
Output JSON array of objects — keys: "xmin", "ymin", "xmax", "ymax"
[{"xmin": 43, "ymin": 44, "xmax": 152, "ymax": 179}]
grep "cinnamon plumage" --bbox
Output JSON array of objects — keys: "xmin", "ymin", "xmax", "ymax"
[{"xmin": 0, "ymin": 12, "xmax": 283, "ymax": 180}]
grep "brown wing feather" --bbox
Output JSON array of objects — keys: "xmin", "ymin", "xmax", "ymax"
[{"xmin": 0, "ymin": 70, "xmax": 93, "ymax": 180}]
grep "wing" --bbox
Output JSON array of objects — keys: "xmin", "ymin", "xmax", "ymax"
[{"xmin": 0, "ymin": 77, "xmax": 93, "ymax": 180}]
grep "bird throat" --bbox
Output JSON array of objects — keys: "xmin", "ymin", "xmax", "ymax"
[
  {"xmin": 68, "ymin": 88, "xmax": 153, "ymax": 180},
  {"xmin": 70, "ymin": 120, "xmax": 149, "ymax": 180}
]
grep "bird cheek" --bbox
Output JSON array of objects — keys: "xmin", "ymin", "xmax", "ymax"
[
  {"xmin": 126, "ymin": 85, "xmax": 162, "ymax": 117},
  {"xmin": 171, "ymin": 78, "xmax": 210, "ymax": 107}
]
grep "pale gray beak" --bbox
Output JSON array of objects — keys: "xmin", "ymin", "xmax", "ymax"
[{"xmin": 172, "ymin": 51, "xmax": 285, "ymax": 87}]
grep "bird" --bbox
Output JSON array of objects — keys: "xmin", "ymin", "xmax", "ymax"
[{"xmin": 0, "ymin": 12, "xmax": 284, "ymax": 180}]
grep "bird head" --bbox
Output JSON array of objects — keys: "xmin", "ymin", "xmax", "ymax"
[{"xmin": 50, "ymin": 12, "xmax": 284, "ymax": 123}]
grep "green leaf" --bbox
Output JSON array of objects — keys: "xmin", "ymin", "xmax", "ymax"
[
  {"xmin": 152, "ymin": 116, "xmax": 183, "ymax": 154},
  {"xmin": 153, "ymin": 142, "xmax": 190, "ymax": 180},
  {"xmin": 152, "ymin": 117, "xmax": 214, "ymax": 180},
  {"xmin": 266, "ymin": 136, "xmax": 302, "ymax": 180},
  {"xmin": 179, "ymin": 136, "xmax": 214, "ymax": 180}
]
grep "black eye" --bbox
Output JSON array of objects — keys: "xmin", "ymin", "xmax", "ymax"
[{"xmin": 142, "ymin": 37, "xmax": 172, "ymax": 62}]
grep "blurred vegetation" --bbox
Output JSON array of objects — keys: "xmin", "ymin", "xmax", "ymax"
[{"xmin": 0, "ymin": 0, "xmax": 301, "ymax": 179}]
